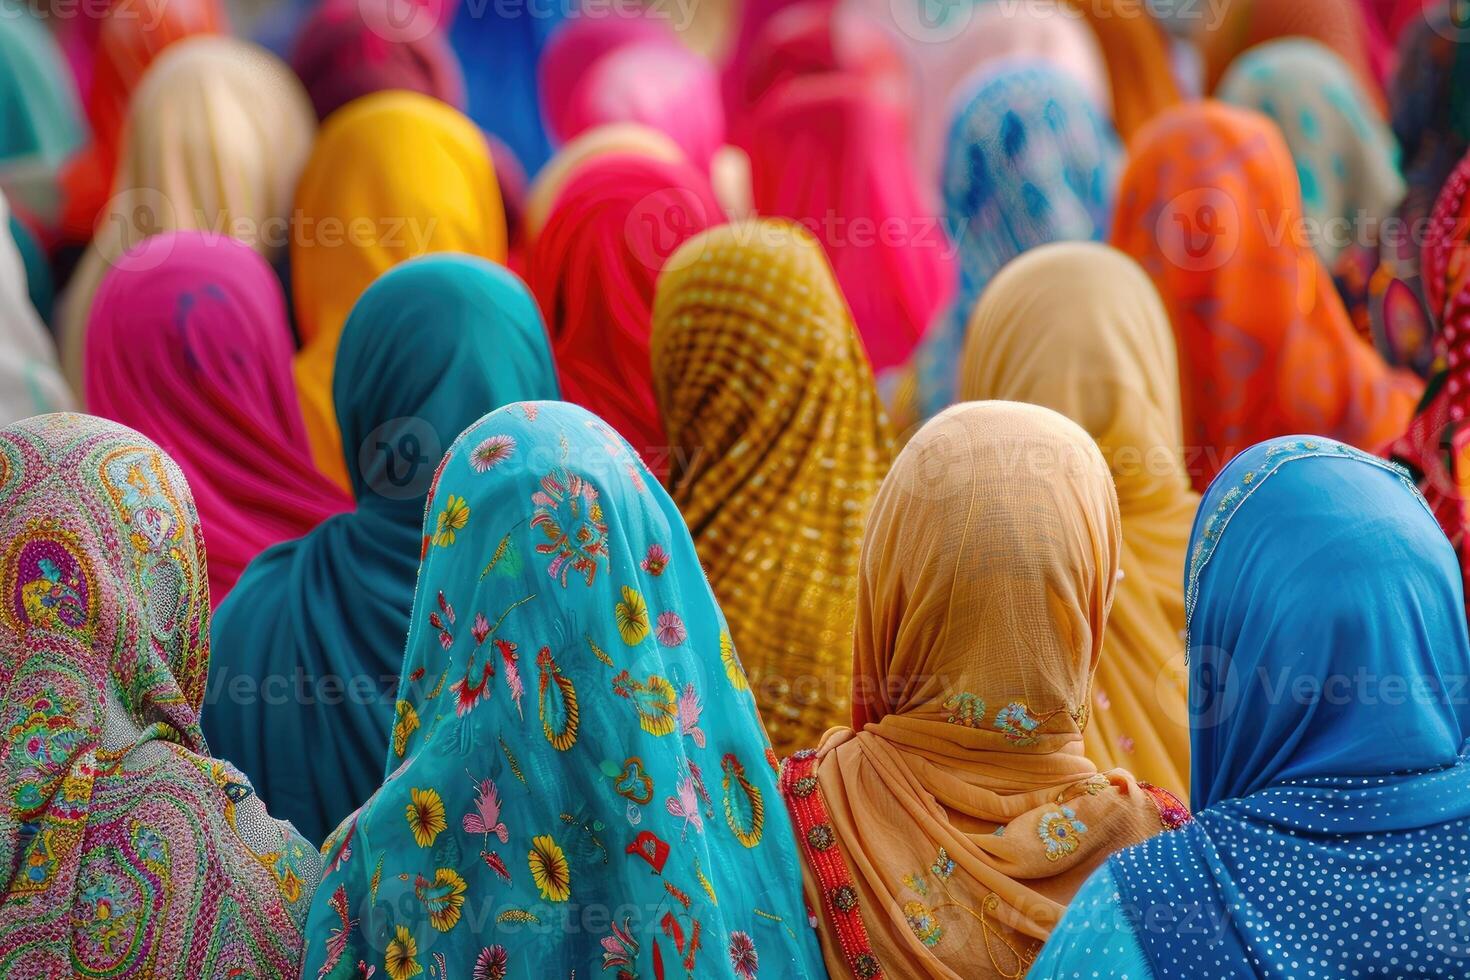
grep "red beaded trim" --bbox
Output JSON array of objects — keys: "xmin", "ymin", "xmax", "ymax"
[
  {"xmin": 1138, "ymin": 782, "xmax": 1192, "ymax": 831},
  {"xmin": 779, "ymin": 751, "xmax": 884, "ymax": 980}
]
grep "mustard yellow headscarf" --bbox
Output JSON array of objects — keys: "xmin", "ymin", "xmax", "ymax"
[
  {"xmin": 291, "ymin": 90, "xmax": 506, "ymax": 487},
  {"xmin": 959, "ymin": 242, "xmax": 1194, "ymax": 798},
  {"xmin": 651, "ymin": 219, "xmax": 894, "ymax": 754}
]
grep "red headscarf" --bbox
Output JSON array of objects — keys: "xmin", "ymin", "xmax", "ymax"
[
  {"xmin": 527, "ymin": 154, "xmax": 722, "ymax": 467},
  {"xmin": 747, "ymin": 73, "xmax": 952, "ymax": 373}
]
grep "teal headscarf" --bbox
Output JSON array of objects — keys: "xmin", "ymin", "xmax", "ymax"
[
  {"xmin": 206, "ymin": 254, "xmax": 561, "ymax": 845},
  {"xmin": 0, "ymin": 4, "xmax": 85, "ymax": 204},
  {"xmin": 299, "ymin": 400, "xmax": 824, "ymax": 979}
]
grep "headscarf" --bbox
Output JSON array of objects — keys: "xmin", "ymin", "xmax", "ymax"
[
  {"xmin": 56, "ymin": 0, "xmax": 225, "ymax": 245},
  {"xmin": 959, "ymin": 243, "xmax": 1194, "ymax": 799},
  {"xmin": 206, "ymin": 254, "xmax": 560, "ymax": 845},
  {"xmin": 1107, "ymin": 436, "xmax": 1470, "ymax": 978},
  {"xmin": 782, "ymin": 402, "xmax": 1183, "ymax": 980},
  {"xmin": 298, "ymin": 399, "xmax": 825, "ymax": 977},
  {"xmin": 0, "ymin": 413, "xmax": 321, "ymax": 976},
  {"xmin": 747, "ymin": 74, "xmax": 955, "ymax": 374},
  {"xmin": 291, "ymin": 90, "xmax": 507, "ymax": 488},
  {"xmin": 83, "ymin": 232, "xmax": 352, "ymax": 607},
  {"xmin": 0, "ymin": 3, "xmax": 86, "ymax": 219},
  {"xmin": 1111, "ymin": 102, "xmax": 1421, "ymax": 488},
  {"xmin": 8, "ymin": 214, "xmax": 52, "ymax": 325},
  {"xmin": 1064, "ymin": 0, "xmax": 1183, "ymax": 140},
  {"xmin": 1201, "ymin": 0, "xmax": 1385, "ymax": 111},
  {"xmin": 289, "ymin": 0, "xmax": 465, "ymax": 122},
  {"xmin": 651, "ymin": 220, "xmax": 894, "ymax": 755},
  {"xmin": 902, "ymin": 62, "xmax": 1122, "ymax": 429},
  {"xmin": 0, "ymin": 191, "xmax": 70, "ymax": 425},
  {"xmin": 527, "ymin": 153, "xmax": 721, "ymax": 465},
  {"xmin": 522, "ymin": 123, "xmax": 686, "ymax": 243},
  {"xmin": 56, "ymin": 37, "xmax": 315, "ymax": 394}
]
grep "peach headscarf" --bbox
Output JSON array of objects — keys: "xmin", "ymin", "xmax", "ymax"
[
  {"xmin": 291, "ymin": 91, "xmax": 506, "ymax": 487},
  {"xmin": 1064, "ymin": 0, "xmax": 1182, "ymax": 141},
  {"xmin": 784, "ymin": 402, "xmax": 1177, "ymax": 980},
  {"xmin": 1111, "ymin": 102, "xmax": 1421, "ymax": 488},
  {"xmin": 960, "ymin": 243, "xmax": 1193, "ymax": 798}
]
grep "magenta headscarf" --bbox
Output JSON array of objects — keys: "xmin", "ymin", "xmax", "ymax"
[
  {"xmin": 83, "ymin": 232, "xmax": 351, "ymax": 605},
  {"xmin": 748, "ymin": 73, "xmax": 953, "ymax": 374},
  {"xmin": 289, "ymin": 0, "xmax": 464, "ymax": 121},
  {"xmin": 539, "ymin": 17, "xmax": 725, "ymax": 167}
]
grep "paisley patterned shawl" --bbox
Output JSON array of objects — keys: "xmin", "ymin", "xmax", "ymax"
[
  {"xmin": 300, "ymin": 401, "xmax": 824, "ymax": 979},
  {"xmin": 0, "ymin": 413, "xmax": 320, "ymax": 977}
]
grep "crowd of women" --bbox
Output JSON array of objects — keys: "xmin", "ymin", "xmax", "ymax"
[{"xmin": 2, "ymin": 0, "xmax": 1470, "ymax": 975}]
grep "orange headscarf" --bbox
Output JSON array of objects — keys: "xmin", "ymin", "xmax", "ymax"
[
  {"xmin": 1065, "ymin": 0, "xmax": 1182, "ymax": 141},
  {"xmin": 1201, "ymin": 0, "xmax": 1385, "ymax": 112},
  {"xmin": 291, "ymin": 91, "xmax": 507, "ymax": 487},
  {"xmin": 1111, "ymin": 102, "xmax": 1421, "ymax": 488},
  {"xmin": 782, "ymin": 402, "xmax": 1183, "ymax": 980}
]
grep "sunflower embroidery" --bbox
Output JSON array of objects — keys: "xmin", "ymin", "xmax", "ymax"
[
  {"xmin": 470, "ymin": 434, "xmax": 516, "ymax": 473},
  {"xmin": 385, "ymin": 924, "xmax": 421, "ymax": 980},
  {"xmin": 416, "ymin": 868, "xmax": 467, "ymax": 932},
  {"xmin": 433, "ymin": 495, "xmax": 470, "ymax": 547},
  {"xmin": 406, "ymin": 787, "xmax": 447, "ymax": 848},
  {"xmin": 614, "ymin": 586, "xmax": 650, "ymax": 645},
  {"xmin": 528, "ymin": 834, "xmax": 571, "ymax": 902},
  {"xmin": 720, "ymin": 630, "xmax": 749, "ymax": 691}
]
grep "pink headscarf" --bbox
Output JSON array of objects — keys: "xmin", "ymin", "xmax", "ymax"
[
  {"xmin": 747, "ymin": 74, "xmax": 953, "ymax": 373},
  {"xmin": 540, "ymin": 18, "xmax": 725, "ymax": 167},
  {"xmin": 83, "ymin": 232, "xmax": 351, "ymax": 605}
]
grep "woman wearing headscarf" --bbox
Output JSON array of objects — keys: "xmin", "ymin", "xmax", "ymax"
[
  {"xmin": 289, "ymin": 0, "xmax": 465, "ymax": 122},
  {"xmin": 449, "ymin": 1, "xmax": 564, "ymax": 173},
  {"xmin": 0, "ymin": 192, "xmax": 70, "ymax": 425},
  {"xmin": 522, "ymin": 124, "xmax": 686, "ymax": 243},
  {"xmin": 0, "ymin": 414, "xmax": 321, "ymax": 976},
  {"xmin": 959, "ymin": 243, "xmax": 1194, "ymax": 798},
  {"xmin": 780, "ymin": 402, "xmax": 1187, "ymax": 980},
  {"xmin": 1064, "ymin": 0, "xmax": 1183, "ymax": 141},
  {"xmin": 1032, "ymin": 435, "xmax": 1470, "ymax": 977},
  {"xmin": 56, "ymin": 0, "xmax": 224, "ymax": 248},
  {"xmin": 84, "ymin": 233, "xmax": 352, "ymax": 606},
  {"xmin": 747, "ymin": 74, "xmax": 954, "ymax": 374},
  {"xmin": 299, "ymin": 400, "xmax": 825, "ymax": 977},
  {"xmin": 652, "ymin": 220, "xmax": 894, "ymax": 755},
  {"xmin": 291, "ymin": 90, "xmax": 507, "ymax": 488},
  {"xmin": 0, "ymin": 3, "xmax": 86, "ymax": 225},
  {"xmin": 1112, "ymin": 102, "xmax": 1421, "ymax": 489},
  {"xmin": 56, "ymin": 36, "xmax": 315, "ymax": 396},
  {"xmin": 207, "ymin": 255, "xmax": 559, "ymax": 845},
  {"xmin": 895, "ymin": 62, "xmax": 1122, "ymax": 432},
  {"xmin": 527, "ymin": 153, "xmax": 720, "ymax": 464},
  {"xmin": 1218, "ymin": 39, "xmax": 1406, "ymax": 345}
]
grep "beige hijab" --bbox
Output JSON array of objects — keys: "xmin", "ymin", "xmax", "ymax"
[
  {"xmin": 959, "ymin": 242, "xmax": 1194, "ymax": 798},
  {"xmin": 793, "ymin": 402, "xmax": 1176, "ymax": 980}
]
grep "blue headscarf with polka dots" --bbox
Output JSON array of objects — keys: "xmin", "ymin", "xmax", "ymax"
[{"xmin": 1109, "ymin": 436, "xmax": 1470, "ymax": 977}]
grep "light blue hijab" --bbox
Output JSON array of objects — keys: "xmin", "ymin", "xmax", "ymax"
[
  {"xmin": 911, "ymin": 60, "xmax": 1120, "ymax": 420},
  {"xmin": 299, "ymin": 401, "xmax": 824, "ymax": 978},
  {"xmin": 1042, "ymin": 437, "xmax": 1470, "ymax": 978},
  {"xmin": 206, "ymin": 254, "xmax": 561, "ymax": 845}
]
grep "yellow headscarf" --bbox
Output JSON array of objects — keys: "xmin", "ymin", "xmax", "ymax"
[
  {"xmin": 651, "ymin": 219, "xmax": 893, "ymax": 754},
  {"xmin": 959, "ymin": 242, "xmax": 1194, "ymax": 797},
  {"xmin": 291, "ymin": 90, "xmax": 506, "ymax": 487},
  {"xmin": 58, "ymin": 36, "xmax": 315, "ymax": 396}
]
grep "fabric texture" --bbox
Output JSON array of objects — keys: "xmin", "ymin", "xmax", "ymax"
[
  {"xmin": 206, "ymin": 255, "xmax": 560, "ymax": 845},
  {"xmin": 289, "ymin": 0, "xmax": 465, "ymax": 123},
  {"xmin": 901, "ymin": 61, "xmax": 1122, "ymax": 429},
  {"xmin": 0, "ymin": 3, "xmax": 86, "ymax": 218},
  {"xmin": 747, "ymin": 73, "xmax": 955, "ymax": 374},
  {"xmin": 959, "ymin": 243, "xmax": 1194, "ymax": 798},
  {"xmin": 290, "ymin": 90, "xmax": 507, "ymax": 488},
  {"xmin": 1106, "ymin": 436, "xmax": 1470, "ymax": 978},
  {"xmin": 448, "ymin": 0, "xmax": 563, "ymax": 172},
  {"xmin": 651, "ymin": 219, "xmax": 894, "ymax": 755},
  {"xmin": 522, "ymin": 123, "xmax": 686, "ymax": 243},
  {"xmin": 0, "ymin": 413, "xmax": 321, "ymax": 976},
  {"xmin": 0, "ymin": 191, "xmax": 71, "ymax": 426},
  {"xmin": 1025, "ymin": 865, "xmax": 1153, "ymax": 978},
  {"xmin": 1111, "ymin": 102, "xmax": 1421, "ymax": 489},
  {"xmin": 527, "ymin": 153, "xmax": 721, "ymax": 466},
  {"xmin": 1064, "ymin": 0, "xmax": 1183, "ymax": 141},
  {"xmin": 83, "ymin": 232, "xmax": 352, "ymax": 607},
  {"xmin": 298, "ymin": 400, "xmax": 827, "ymax": 978},
  {"xmin": 56, "ymin": 36, "xmax": 315, "ymax": 398},
  {"xmin": 790, "ymin": 402, "xmax": 1178, "ymax": 980}
]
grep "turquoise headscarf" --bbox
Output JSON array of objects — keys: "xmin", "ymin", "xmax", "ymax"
[
  {"xmin": 299, "ymin": 400, "xmax": 824, "ymax": 979},
  {"xmin": 206, "ymin": 254, "xmax": 561, "ymax": 845},
  {"xmin": 913, "ymin": 61, "xmax": 1121, "ymax": 421},
  {"xmin": 0, "ymin": 4, "xmax": 85, "ymax": 203}
]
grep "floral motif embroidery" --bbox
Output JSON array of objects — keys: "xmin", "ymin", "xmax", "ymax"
[
  {"xmin": 600, "ymin": 918, "xmax": 640, "ymax": 976},
  {"xmin": 384, "ymin": 924, "xmax": 420, "ymax": 979},
  {"xmin": 729, "ymin": 930, "xmax": 759, "ymax": 978},
  {"xmin": 642, "ymin": 544, "xmax": 670, "ymax": 576},
  {"xmin": 536, "ymin": 648, "xmax": 580, "ymax": 750},
  {"xmin": 655, "ymin": 610, "xmax": 687, "ymax": 647},
  {"xmin": 407, "ymin": 787, "xmax": 447, "ymax": 848},
  {"xmin": 527, "ymin": 835, "xmax": 571, "ymax": 902},
  {"xmin": 469, "ymin": 434, "xmax": 516, "ymax": 473},
  {"xmin": 462, "ymin": 777, "xmax": 509, "ymax": 842},
  {"xmin": 530, "ymin": 467, "xmax": 609, "ymax": 586},
  {"xmin": 4, "ymin": 527, "xmax": 94, "ymax": 635},
  {"xmin": 903, "ymin": 900, "xmax": 943, "ymax": 947},
  {"xmin": 474, "ymin": 944, "xmax": 509, "ymax": 980},
  {"xmin": 721, "ymin": 754, "xmax": 765, "ymax": 848},
  {"xmin": 392, "ymin": 700, "xmax": 420, "ymax": 757},
  {"xmin": 995, "ymin": 702, "xmax": 1041, "ymax": 745},
  {"xmin": 416, "ymin": 868, "xmax": 468, "ymax": 931},
  {"xmin": 614, "ymin": 586, "xmax": 650, "ymax": 645},
  {"xmin": 942, "ymin": 692, "xmax": 985, "ymax": 728},
  {"xmin": 612, "ymin": 670, "xmax": 678, "ymax": 736},
  {"xmin": 720, "ymin": 630, "xmax": 749, "ymax": 691},
  {"xmin": 930, "ymin": 847, "xmax": 954, "ymax": 879},
  {"xmin": 433, "ymin": 495, "xmax": 470, "ymax": 547},
  {"xmin": 1140, "ymin": 782, "xmax": 1192, "ymax": 830},
  {"xmin": 1037, "ymin": 805, "xmax": 1087, "ymax": 860}
]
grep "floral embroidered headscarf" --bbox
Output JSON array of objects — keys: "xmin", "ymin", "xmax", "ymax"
[{"xmin": 299, "ymin": 401, "xmax": 824, "ymax": 979}]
